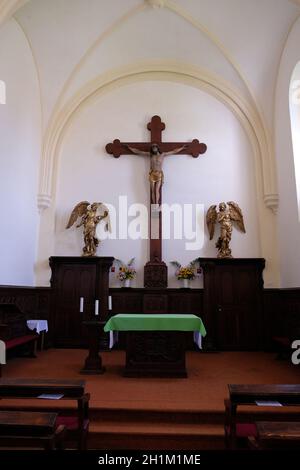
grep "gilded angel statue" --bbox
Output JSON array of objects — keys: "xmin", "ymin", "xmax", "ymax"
[
  {"xmin": 206, "ymin": 202, "xmax": 246, "ymax": 258},
  {"xmin": 66, "ymin": 201, "xmax": 111, "ymax": 257}
]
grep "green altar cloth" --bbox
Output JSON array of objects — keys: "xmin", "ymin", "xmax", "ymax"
[{"xmin": 104, "ymin": 314, "xmax": 207, "ymax": 337}]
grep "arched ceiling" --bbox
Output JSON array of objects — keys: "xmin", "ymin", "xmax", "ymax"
[
  {"xmin": 0, "ymin": 0, "xmax": 28, "ymax": 24},
  {"xmin": 6, "ymin": 0, "xmax": 299, "ymax": 121},
  {"xmin": 1, "ymin": 1, "xmax": 299, "ymax": 149},
  {"xmin": 1, "ymin": 0, "xmax": 300, "ymax": 26}
]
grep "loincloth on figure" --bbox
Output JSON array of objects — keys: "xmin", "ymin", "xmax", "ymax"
[{"xmin": 149, "ymin": 169, "xmax": 164, "ymax": 184}]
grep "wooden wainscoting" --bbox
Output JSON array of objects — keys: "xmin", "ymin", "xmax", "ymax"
[
  {"xmin": 0, "ymin": 285, "xmax": 51, "ymax": 344},
  {"xmin": 1, "ymin": 284, "xmax": 300, "ymax": 351}
]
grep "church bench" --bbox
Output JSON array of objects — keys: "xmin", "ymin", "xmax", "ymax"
[
  {"xmin": 0, "ymin": 378, "xmax": 90, "ymax": 450},
  {"xmin": 0, "ymin": 410, "xmax": 66, "ymax": 450},
  {"xmin": 248, "ymin": 421, "xmax": 300, "ymax": 450},
  {"xmin": 0, "ymin": 334, "xmax": 38, "ymax": 376},
  {"xmin": 0, "ymin": 304, "xmax": 39, "ymax": 377},
  {"xmin": 225, "ymin": 384, "xmax": 300, "ymax": 449}
]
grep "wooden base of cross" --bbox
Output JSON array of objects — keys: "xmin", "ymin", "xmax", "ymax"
[
  {"xmin": 144, "ymin": 261, "xmax": 168, "ymax": 288},
  {"xmin": 106, "ymin": 115, "xmax": 207, "ymax": 288},
  {"xmin": 144, "ymin": 200, "xmax": 168, "ymax": 288}
]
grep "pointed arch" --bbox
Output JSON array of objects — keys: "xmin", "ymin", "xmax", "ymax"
[
  {"xmin": 0, "ymin": 0, "xmax": 29, "ymax": 25},
  {"xmin": 38, "ymin": 62, "xmax": 278, "ymax": 213}
]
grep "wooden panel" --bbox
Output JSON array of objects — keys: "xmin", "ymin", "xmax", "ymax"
[
  {"xmin": 216, "ymin": 305, "xmax": 240, "ymax": 350},
  {"xmin": 111, "ymin": 293, "xmax": 142, "ymax": 314},
  {"xmin": 52, "ymin": 264, "xmax": 96, "ymax": 347},
  {"xmin": 0, "ymin": 286, "xmax": 51, "ymax": 345},
  {"xmin": 125, "ymin": 331, "xmax": 187, "ymax": 377},
  {"xmin": 2, "ymin": 282, "xmax": 300, "ymax": 352},
  {"xmin": 49, "ymin": 256, "xmax": 113, "ymax": 348},
  {"xmin": 0, "ymin": 287, "xmax": 51, "ymax": 319},
  {"xmin": 200, "ymin": 258, "xmax": 265, "ymax": 351},
  {"xmin": 110, "ymin": 288, "xmax": 203, "ymax": 316},
  {"xmin": 143, "ymin": 294, "xmax": 168, "ymax": 314},
  {"xmin": 263, "ymin": 288, "xmax": 300, "ymax": 350}
]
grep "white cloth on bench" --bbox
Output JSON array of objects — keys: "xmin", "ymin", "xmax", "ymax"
[
  {"xmin": 27, "ymin": 320, "xmax": 48, "ymax": 334},
  {"xmin": 0, "ymin": 340, "xmax": 5, "ymax": 364}
]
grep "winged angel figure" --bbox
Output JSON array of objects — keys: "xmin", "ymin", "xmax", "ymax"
[
  {"xmin": 206, "ymin": 202, "xmax": 246, "ymax": 258},
  {"xmin": 66, "ymin": 201, "xmax": 111, "ymax": 257}
]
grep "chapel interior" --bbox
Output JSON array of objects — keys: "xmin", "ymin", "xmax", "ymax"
[{"xmin": 0, "ymin": 0, "xmax": 300, "ymax": 452}]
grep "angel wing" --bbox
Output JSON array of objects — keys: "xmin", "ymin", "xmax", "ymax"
[
  {"xmin": 93, "ymin": 203, "xmax": 112, "ymax": 233},
  {"xmin": 66, "ymin": 201, "xmax": 90, "ymax": 229},
  {"xmin": 227, "ymin": 201, "xmax": 246, "ymax": 233},
  {"xmin": 206, "ymin": 205, "xmax": 217, "ymax": 240},
  {"xmin": 170, "ymin": 261, "xmax": 181, "ymax": 269},
  {"xmin": 189, "ymin": 257, "xmax": 200, "ymax": 267},
  {"xmin": 114, "ymin": 259, "xmax": 124, "ymax": 267}
]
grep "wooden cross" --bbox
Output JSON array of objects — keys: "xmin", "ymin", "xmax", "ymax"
[{"xmin": 105, "ymin": 115, "xmax": 207, "ymax": 287}]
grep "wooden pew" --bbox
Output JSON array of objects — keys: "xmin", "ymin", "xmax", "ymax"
[
  {"xmin": 248, "ymin": 421, "xmax": 300, "ymax": 450},
  {"xmin": 0, "ymin": 304, "xmax": 38, "ymax": 376},
  {"xmin": 0, "ymin": 379, "xmax": 90, "ymax": 450},
  {"xmin": 0, "ymin": 410, "xmax": 65, "ymax": 450},
  {"xmin": 225, "ymin": 384, "xmax": 300, "ymax": 449}
]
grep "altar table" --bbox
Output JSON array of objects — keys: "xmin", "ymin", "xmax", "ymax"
[{"xmin": 104, "ymin": 314, "xmax": 206, "ymax": 378}]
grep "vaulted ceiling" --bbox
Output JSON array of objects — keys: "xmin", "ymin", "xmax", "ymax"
[{"xmin": 1, "ymin": 0, "xmax": 300, "ymax": 150}]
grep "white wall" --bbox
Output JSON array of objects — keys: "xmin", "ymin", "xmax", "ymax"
[
  {"xmin": 0, "ymin": 19, "xmax": 41, "ymax": 285},
  {"xmin": 1, "ymin": 0, "xmax": 298, "ymax": 286},
  {"xmin": 275, "ymin": 16, "xmax": 300, "ymax": 287},
  {"xmin": 53, "ymin": 80, "xmax": 260, "ymax": 288}
]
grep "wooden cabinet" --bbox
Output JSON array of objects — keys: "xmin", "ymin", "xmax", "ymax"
[
  {"xmin": 49, "ymin": 257, "xmax": 114, "ymax": 347},
  {"xmin": 109, "ymin": 288, "xmax": 204, "ymax": 316},
  {"xmin": 200, "ymin": 258, "xmax": 265, "ymax": 351}
]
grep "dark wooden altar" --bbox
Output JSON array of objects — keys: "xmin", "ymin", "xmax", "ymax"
[{"xmin": 125, "ymin": 331, "xmax": 187, "ymax": 378}]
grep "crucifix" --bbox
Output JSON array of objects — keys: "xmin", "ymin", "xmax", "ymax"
[{"xmin": 106, "ymin": 115, "xmax": 207, "ymax": 288}]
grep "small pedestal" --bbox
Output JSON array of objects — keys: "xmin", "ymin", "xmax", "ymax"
[{"xmin": 80, "ymin": 321, "xmax": 105, "ymax": 375}]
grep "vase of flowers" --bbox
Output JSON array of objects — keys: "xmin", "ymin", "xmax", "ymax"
[
  {"xmin": 170, "ymin": 259, "xmax": 200, "ymax": 288},
  {"xmin": 114, "ymin": 258, "xmax": 136, "ymax": 287}
]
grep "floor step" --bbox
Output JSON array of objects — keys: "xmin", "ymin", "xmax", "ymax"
[
  {"xmin": 89, "ymin": 421, "xmax": 225, "ymax": 450},
  {"xmin": 90, "ymin": 407, "xmax": 224, "ymax": 425}
]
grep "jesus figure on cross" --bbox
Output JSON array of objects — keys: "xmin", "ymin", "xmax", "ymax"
[
  {"xmin": 105, "ymin": 115, "xmax": 207, "ymax": 287},
  {"xmin": 126, "ymin": 143, "xmax": 186, "ymax": 205}
]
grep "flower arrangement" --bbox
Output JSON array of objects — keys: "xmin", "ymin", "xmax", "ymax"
[
  {"xmin": 114, "ymin": 258, "xmax": 136, "ymax": 281},
  {"xmin": 170, "ymin": 259, "xmax": 200, "ymax": 280}
]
